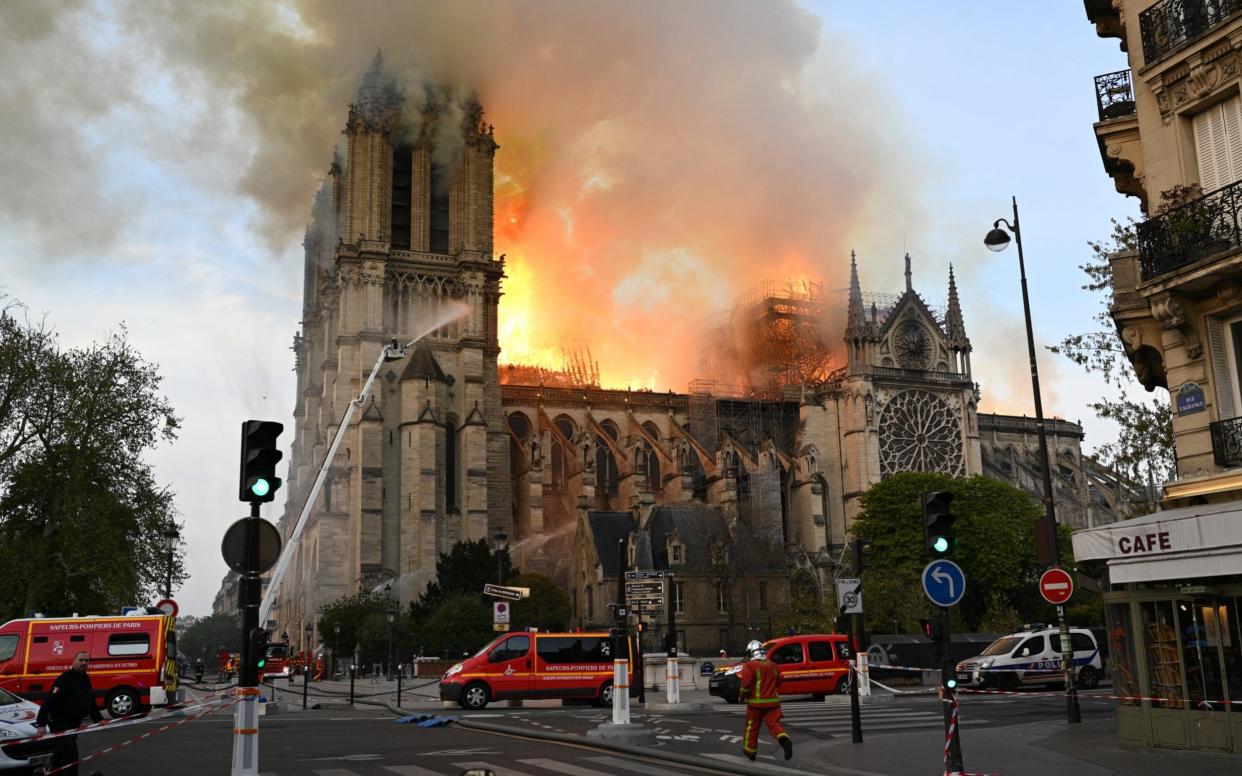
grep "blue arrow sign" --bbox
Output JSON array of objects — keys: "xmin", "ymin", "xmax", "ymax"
[{"xmin": 922, "ymin": 560, "xmax": 966, "ymax": 607}]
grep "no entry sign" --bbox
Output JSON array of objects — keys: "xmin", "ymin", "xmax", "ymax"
[{"xmin": 1039, "ymin": 567, "xmax": 1074, "ymax": 605}]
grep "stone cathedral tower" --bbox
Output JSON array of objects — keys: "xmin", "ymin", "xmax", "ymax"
[{"xmin": 275, "ymin": 55, "xmax": 508, "ymax": 636}]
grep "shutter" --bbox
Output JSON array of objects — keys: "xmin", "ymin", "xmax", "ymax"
[
  {"xmin": 1225, "ymin": 96, "xmax": 1242, "ymax": 186},
  {"xmin": 1193, "ymin": 96, "xmax": 1242, "ymax": 193},
  {"xmin": 1195, "ymin": 107, "xmax": 1220, "ymax": 192},
  {"xmin": 1206, "ymin": 317, "xmax": 1236, "ymax": 421}
]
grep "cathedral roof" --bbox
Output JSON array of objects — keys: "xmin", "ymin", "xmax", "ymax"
[{"xmin": 401, "ymin": 342, "xmax": 447, "ymax": 383}]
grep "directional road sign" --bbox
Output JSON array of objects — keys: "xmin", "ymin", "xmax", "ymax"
[
  {"xmin": 626, "ymin": 578, "xmax": 664, "ymax": 608},
  {"xmin": 921, "ymin": 559, "xmax": 966, "ymax": 607},
  {"xmin": 1039, "ymin": 567, "xmax": 1074, "ymax": 605},
  {"xmin": 835, "ymin": 578, "xmax": 863, "ymax": 614},
  {"xmin": 624, "ymin": 570, "xmax": 666, "ymax": 580},
  {"xmin": 483, "ymin": 583, "xmax": 530, "ymax": 601}
]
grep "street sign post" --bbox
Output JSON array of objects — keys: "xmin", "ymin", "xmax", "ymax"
[
  {"xmin": 1039, "ymin": 567, "xmax": 1074, "ymax": 606},
  {"xmin": 493, "ymin": 600, "xmax": 511, "ymax": 632},
  {"xmin": 921, "ymin": 559, "xmax": 966, "ymax": 608},
  {"xmin": 835, "ymin": 578, "xmax": 863, "ymax": 614}
]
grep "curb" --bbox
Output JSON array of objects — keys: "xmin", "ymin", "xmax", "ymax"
[
  {"xmin": 821, "ymin": 693, "xmax": 896, "ymax": 705},
  {"xmin": 644, "ymin": 701, "xmax": 711, "ymax": 712}
]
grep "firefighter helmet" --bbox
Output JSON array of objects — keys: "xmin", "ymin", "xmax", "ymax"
[{"xmin": 745, "ymin": 639, "xmax": 765, "ymax": 660}]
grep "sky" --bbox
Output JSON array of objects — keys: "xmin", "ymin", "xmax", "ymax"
[{"xmin": 0, "ymin": 2, "xmax": 1140, "ymax": 617}]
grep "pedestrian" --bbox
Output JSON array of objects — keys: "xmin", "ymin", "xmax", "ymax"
[
  {"xmin": 737, "ymin": 639, "xmax": 792, "ymax": 762},
  {"xmin": 35, "ymin": 650, "xmax": 104, "ymax": 776}
]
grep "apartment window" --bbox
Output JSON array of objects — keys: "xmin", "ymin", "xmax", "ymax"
[
  {"xmin": 716, "ymin": 581, "xmax": 728, "ymax": 613},
  {"xmin": 1193, "ymin": 96, "xmax": 1242, "ymax": 193},
  {"xmin": 759, "ymin": 581, "xmax": 768, "ymax": 612},
  {"xmin": 671, "ymin": 544, "xmax": 682, "ymax": 563},
  {"xmin": 1224, "ymin": 316, "xmax": 1242, "ymax": 415},
  {"xmin": 673, "ymin": 581, "xmax": 685, "ymax": 615}
]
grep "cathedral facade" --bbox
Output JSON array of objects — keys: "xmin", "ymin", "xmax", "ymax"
[{"xmin": 264, "ymin": 61, "xmax": 1110, "ymax": 651}]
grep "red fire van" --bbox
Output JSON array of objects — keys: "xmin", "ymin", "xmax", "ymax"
[
  {"xmin": 709, "ymin": 633, "xmax": 853, "ymax": 702},
  {"xmin": 440, "ymin": 631, "xmax": 635, "ymax": 710},
  {"xmin": 0, "ymin": 613, "xmax": 182, "ymax": 718}
]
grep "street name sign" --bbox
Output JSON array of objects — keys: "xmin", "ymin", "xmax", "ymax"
[
  {"xmin": 1038, "ymin": 567, "xmax": 1074, "ymax": 605},
  {"xmin": 483, "ymin": 583, "xmax": 529, "ymax": 601},
  {"xmin": 921, "ymin": 559, "xmax": 966, "ymax": 607},
  {"xmin": 835, "ymin": 578, "xmax": 863, "ymax": 614},
  {"xmin": 624, "ymin": 570, "xmax": 666, "ymax": 580}
]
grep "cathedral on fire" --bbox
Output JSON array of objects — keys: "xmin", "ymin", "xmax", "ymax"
[{"xmin": 258, "ymin": 57, "xmax": 1133, "ymax": 652}]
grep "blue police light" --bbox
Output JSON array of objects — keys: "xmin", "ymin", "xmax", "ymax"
[{"xmin": 250, "ymin": 478, "xmax": 271, "ymax": 498}]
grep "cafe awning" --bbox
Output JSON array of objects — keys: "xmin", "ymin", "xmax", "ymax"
[{"xmin": 1071, "ymin": 501, "xmax": 1242, "ymax": 584}]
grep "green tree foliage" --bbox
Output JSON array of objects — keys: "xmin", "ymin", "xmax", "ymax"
[
  {"xmin": 0, "ymin": 295, "xmax": 182, "ymax": 620},
  {"xmin": 179, "ymin": 612, "xmax": 243, "ymax": 660},
  {"xmin": 772, "ymin": 569, "xmax": 835, "ymax": 636},
  {"xmin": 509, "ymin": 572, "xmax": 571, "ymax": 632},
  {"xmin": 414, "ymin": 593, "xmax": 493, "ymax": 658},
  {"xmin": 1049, "ymin": 217, "xmax": 1174, "ymax": 508},
  {"xmin": 851, "ymin": 472, "xmax": 1073, "ymax": 631},
  {"xmin": 409, "ymin": 538, "xmax": 513, "ymax": 621},
  {"xmin": 318, "ymin": 590, "xmax": 387, "ymax": 655}
]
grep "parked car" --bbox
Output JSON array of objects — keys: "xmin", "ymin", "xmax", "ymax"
[
  {"xmin": 0, "ymin": 686, "xmax": 56, "ymax": 771},
  {"xmin": 709, "ymin": 634, "xmax": 852, "ymax": 703},
  {"xmin": 955, "ymin": 624, "xmax": 1103, "ymax": 691}
]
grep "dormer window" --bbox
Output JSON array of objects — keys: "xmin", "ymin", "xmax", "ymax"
[{"xmin": 672, "ymin": 544, "xmax": 683, "ymax": 563}]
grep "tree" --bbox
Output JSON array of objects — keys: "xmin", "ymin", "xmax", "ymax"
[
  {"xmin": 509, "ymin": 572, "xmax": 571, "ymax": 631},
  {"xmin": 317, "ymin": 590, "xmax": 386, "ymax": 656},
  {"xmin": 0, "ymin": 302, "xmax": 183, "ymax": 620},
  {"xmin": 179, "ymin": 612, "xmax": 243, "ymax": 660},
  {"xmin": 1049, "ymin": 216, "xmax": 1176, "ymax": 510},
  {"xmin": 772, "ymin": 569, "xmax": 836, "ymax": 636},
  {"xmin": 413, "ymin": 593, "xmax": 493, "ymax": 658},
  {"xmin": 409, "ymin": 539, "xmax": 513, "ymax": 621},
  {"xmin": 850, "ymin": 472, "xmax": 1070, "ymax": 631}
]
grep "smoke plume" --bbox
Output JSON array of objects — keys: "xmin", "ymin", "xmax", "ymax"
[{"xmin": 5, "ymin": 0, "xmax": 929, "ymax": 390}]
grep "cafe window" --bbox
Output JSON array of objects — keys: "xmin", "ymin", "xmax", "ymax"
[
  {"xmin": 1141, "ymin": 600, "xmax": 1184, "ymax": 708},
  {"xmin": 1107, "ymin": 603, "xmax": 1141, "ymax": 706},
  {"xmin": 1177, "ymin": 598, "xmax": 1226, "ymax": 708}
]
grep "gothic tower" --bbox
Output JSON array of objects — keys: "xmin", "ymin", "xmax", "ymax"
[{"xmin": 276, "ymin": 53, "xmax": 508, "ymax": 637}]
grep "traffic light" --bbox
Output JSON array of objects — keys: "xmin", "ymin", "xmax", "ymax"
[
  {"xmin": 919, "ymin": 617, "xmax": 943, "ymax": 642},
  {"xmin": 239, "ymin": 420, "xmax": 284, "ymax": 502},
  {"xmin": 922, "ymin": 491, "xmax": 956, "ymax": 557},
  {"xmin": 249, "ymin": 627, "xmax": 269, "ymax": 671}
]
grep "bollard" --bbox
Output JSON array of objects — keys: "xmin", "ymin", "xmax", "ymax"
[
  {"xmin": 397, "ymin": 667, "xmax": 403, "ymax": 707},
  {"xmin": 349, "ymin": 665, "xmax": 356, "ymax": 705},
  {"xmin": 856, "ymin": 653, "xmax": 871, "ymax": 696},
  {"xmin": 612, "ymin": 658, "xmax": 631, "ymax": 724},
  {"xmin": 665, "ymin": 655, "xmax": 680, "ymax": 704}
]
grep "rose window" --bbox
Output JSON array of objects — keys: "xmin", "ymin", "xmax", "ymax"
[{"xmin": 878, "ymin": 390, "xmax": 965, "ymax": 477}]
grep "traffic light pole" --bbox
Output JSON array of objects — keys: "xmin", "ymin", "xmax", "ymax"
[
  {"xmin": 939, "ymin": 606, "xmax": 963, "ymax": 773},
  {"xmin": 612, "ymin": 539, "xmax": 630, "ymax": 724},
  {"xmin": 232, "ymin": 500, "xmax": 262, "ymax": 776}
]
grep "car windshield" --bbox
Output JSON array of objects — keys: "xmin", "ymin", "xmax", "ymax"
[
  {"xmin": 473, "ymin": 636, "xmax": 505, "ymax": 658},
  {"xmin": 0, "ymin": 687, "xmax": 23, "ymax": 706},
  {"xmin": 980, "ymin": 636, "xmax": 1023, "ymax": 657}
]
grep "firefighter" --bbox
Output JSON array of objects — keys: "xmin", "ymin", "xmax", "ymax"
[{"xmin": 737, "ymin": 639, "xmax": 793, "ymax": 761}]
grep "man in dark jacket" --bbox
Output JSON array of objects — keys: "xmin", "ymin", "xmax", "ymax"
[{"xmin": 35, "ymin": 650, "xmax": 103, "ymax": 776}]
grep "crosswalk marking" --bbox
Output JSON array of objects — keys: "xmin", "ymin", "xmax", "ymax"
[
  {"xmin": 583, "ymin": 755, "xmax": 696, "ymax": 775},
  {"xmin": 518, "ymin": 758, "xmax": 616, "ymax": 775},
  {"xmin": 453, "ymin": 761, "xmax": 538, "ymax": 776},
  {"xmin": 384, "ymin": 765, "xmax": 450, "ymax": 776}
]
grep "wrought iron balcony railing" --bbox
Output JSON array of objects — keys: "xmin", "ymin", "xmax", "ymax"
[
  {"xmin": 1136, "ymin": 179, "xmax": 1242, "ymax": 278},
  {"xmin": 1140, "ymin": 0, "xmax": 1242, "ymax": 63},
  {"xmin": 1211, "ymin": 415, "xmax": 1242, "ymax": 467},
  {"xmin": 1094, "ymin": 70, "xmax": 1135, "ymax": 121}
]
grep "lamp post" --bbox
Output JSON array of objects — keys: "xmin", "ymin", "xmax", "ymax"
[
  {"xmin": 333, "ymin": 623, "xmax": 341, "ymax": 680},
  {"xmin": 161, "ymin": 526, "xmax": 179, "ymax": 599},
  {"xmin": 493, "ymin": 530, "xmax": 509, "ymax": 585},
  {"xmin": 984, "ymin": 196, "xmax": 1081, "ymax": 725},
  {"xmin": 384, "ymin": 582, "xmax": 396, "ymax": 679},
  {"xmin": 302, "ymin": 621, "xmax": 313, "ymax": 709}
]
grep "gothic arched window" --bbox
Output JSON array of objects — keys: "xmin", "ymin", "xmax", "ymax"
[
  {"xmin": 596, "ymin": 420, "xmax": 620, "ymax": 496},
  {"xmin": 877, "ymin": 390, "xmax": 964, "ymax": 477}
]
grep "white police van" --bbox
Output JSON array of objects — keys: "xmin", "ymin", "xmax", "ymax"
[{"xmin": 955, "ymin": 624, "xmax": 1102, "ymax": 691}]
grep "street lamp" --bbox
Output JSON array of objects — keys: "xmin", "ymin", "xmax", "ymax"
[
  {"xmin": 493, "ymin": 530, "xmax": 509, "ymax": 585},
  {"xmin": 161, "ymin": 526, "xmax": 179, "ymax": 599},
  {"xmin": 333, "ymin": 623, "xmax": 341, "ymax": 680},
  {"xmin": 384, "ymin": 582, "xmax": 395, "ymax": 678},
  {"xmin": 303, "ymin": 621, "xmax": 313, "ymax": 672},
  {"xmin": 984, "ymin": 196, "xmax": 1081, "ymax": 725}
]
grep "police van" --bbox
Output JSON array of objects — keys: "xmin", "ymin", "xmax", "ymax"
[{"xmin": 955, "ymin": 624, "xmax": 1102, "ymax": 691}]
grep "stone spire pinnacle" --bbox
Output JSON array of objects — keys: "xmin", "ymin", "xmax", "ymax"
[
  {"xmin": 945, "ymin": 263, "xmax": 969, "ymax": 349},
  {"xmin": 847, "ymin": 250, "xmax": 866, "ymax": 332},
  {"xmin": 353, "ymin": 48, "xmax": 402, "ymax": 128},
  {"xmin": 904, "ymin": 252, "xmax": 912, "ymax": 293}
]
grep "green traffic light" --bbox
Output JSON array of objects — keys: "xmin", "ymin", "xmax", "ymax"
[
  {"xmin": 946, "ymin": 677, "xmax": 957, "ymax": 689},
  {"xmin": 932, "ymin": 536, "xmax": 950, "ymax": 553},
  {"xmin": 257, "ymin": 658, "xmax": 266, "ymax": 669},
  {"xmin": 250, "ymin": 478, "xmax": 271, "ymax": 498}
]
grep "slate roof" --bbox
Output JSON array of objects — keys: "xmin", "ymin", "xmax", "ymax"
[
  {"xmin": 647, "ymin": 504, "xmax": 781, "ymax": 574},
  {"xmin": 587, "ymin": 512, "xmax": 633, "ymax": 577},
  {"xmin": 401, "ymin": 342, "xmax": 447, "ymax": 382}
]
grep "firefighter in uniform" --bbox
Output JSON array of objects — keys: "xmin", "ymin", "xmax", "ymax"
[{"xmin": 737, "ymin": 639, "xmax": 793, "ymax": 761}]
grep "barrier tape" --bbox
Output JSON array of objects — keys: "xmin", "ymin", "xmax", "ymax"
[
  {"xmin": 7, "ymin": 688, "xmax": 237, "ymax": 746},
  {"xmin": 40, "ymin": 693, "xmax": 236, "ymax": 776},
  {"xmin": 940, "ymin": 691, "xmax": 1001, "ymax": 776}
]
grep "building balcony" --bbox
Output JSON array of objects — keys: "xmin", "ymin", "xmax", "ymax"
[
  {"xmin": 1211, "ymin": 415, "xmax": 1242, "ymax": 468},
  {"xmin": 1095, "ymin": 70, "xmax": 1135, "ymax": 121},
  {"xmin": 1136, "ymin": 178, "xmax": 1242, "ymax": 280},
  {"xmin": 1139, "ymin": 0, "xmax": 1242, "ymax": 64}
]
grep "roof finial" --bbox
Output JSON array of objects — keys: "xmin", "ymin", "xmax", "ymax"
[
  {"xmin": 846, "ymin": 250, "xmax": 865, "ymax": 333},
  {"xmin": 904, "ymin": 252, "xmax": 912, "ymax": 293}
]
